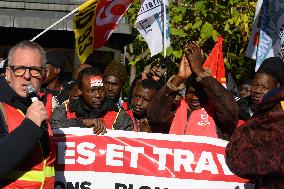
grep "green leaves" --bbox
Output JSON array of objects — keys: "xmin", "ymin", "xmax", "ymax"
[
  {"xmin": 200, "ymin": 22, "xmax": 213, "ymax": 42},
  {"xmin": 171, "ymin": 27, "xmax": 187, "ymax": 37},
  {"xmin": 166, "ymin": 46, "xmax": 173, "ymax": 56},
  {"xmin": 173, "ymin": 15, "xmax": 182, "ymax": 22},
  {"xmin": 172, "ymin": 49, "xmax": 183, "ymax": 58},
  {"xmin": 194, "ymin": 1, "xmax": 206, "ymax": 10},
  {"xmin": 192, "ymin": 20, "xmax": 202, "ymax": 30},
  {"xmin": 126, "ymin": 0, "xmax": 258, "ymax": 84},
  {"xmin": 166, "ymin": 47, "xmax": 183, "ymax": 58},
  {"xmin": 212, "ymin": 30, "xmax": 220, "ymax": 41},
  {"xmin": 194, "ymin": 1, "xmax": 207, "ymax": 16}
]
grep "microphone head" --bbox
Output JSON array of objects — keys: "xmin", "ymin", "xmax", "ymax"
[
  {"xmin": 26, "ymin": 84, "xmax": 36, "ymax": 94},
  {"xmin": 25, "ymin": 84, "xmax": 38, "ymax": 102}
]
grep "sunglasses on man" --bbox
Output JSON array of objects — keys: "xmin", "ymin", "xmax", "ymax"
[{"xmin": 9, "ymin": 65, "xmax": 45, "ymax": 78}]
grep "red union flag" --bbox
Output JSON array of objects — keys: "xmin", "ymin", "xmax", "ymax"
[
  {"xmin": 74, "ymin": 0, "xmax": 132, "ymax": 63},
  {"xmin": 94, "ymin": 0, "xmax": 132, "ymax": 48},
  {"xmin": 203, "ymin": 36, "xmax": 226, "ymax": 86}
]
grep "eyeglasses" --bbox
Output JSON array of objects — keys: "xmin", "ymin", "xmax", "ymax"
[{"xmin": 9, "ymin": 65, "xmax": 45, "ymax": 78}]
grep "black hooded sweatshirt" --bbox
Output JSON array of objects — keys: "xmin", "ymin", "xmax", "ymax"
[{"xmin": 0, "ymin": 76, "xmax": 47, "ymax": 178}]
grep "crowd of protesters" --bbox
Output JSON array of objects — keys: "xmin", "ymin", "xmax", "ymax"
[{"xmin": 0, "ymin": 40, "xmax": 283, "ymax": 189}]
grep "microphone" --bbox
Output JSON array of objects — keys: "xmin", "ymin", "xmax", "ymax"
[
  {"xmin": 25, "ymin": 85, "xmax": 38, "ymax": 103},
  {"xmin": 25, "ymin": 85, "xmax": 48, "ymax": 130},
  {"xmin": 26, "ymin": 86, "xmax": 50, "ymax": 156}
]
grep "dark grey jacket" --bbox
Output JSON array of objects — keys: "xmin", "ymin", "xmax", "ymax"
[{"xmin": 51, "ymin": 98, "xmax": 134, "ymax": 131}]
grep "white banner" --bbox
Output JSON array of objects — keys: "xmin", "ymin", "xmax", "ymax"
[
  {"xmin": 135, "ymin": 0, "xmax": 170, "ymax": 56},
  {"xmin": 53, "ymin": 128, "xmax": 255, "ymax": 189}
]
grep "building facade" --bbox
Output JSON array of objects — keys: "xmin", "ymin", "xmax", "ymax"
[{"xmin": 0, "ymin": 0, "xmax": 132, "ymax": 74}]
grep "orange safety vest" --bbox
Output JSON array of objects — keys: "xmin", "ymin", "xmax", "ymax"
[
  {"xmin": 0, "ymin": 103, "xmax": 56, "ymax": 189},
  {"xmin": 170, "ymin": 99, "xmax": 218, "ymax": 138}
]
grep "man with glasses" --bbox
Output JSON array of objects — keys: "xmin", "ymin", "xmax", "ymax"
[{"xmin": 0, "ymin": 40, "xmax": 55, "ymax": 188}]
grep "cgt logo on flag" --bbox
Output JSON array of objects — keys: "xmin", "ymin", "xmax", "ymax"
[
  {"xmin": 74, "ymin": 0, "xmax": 132, "ymax": 63},
  {"xmin": 94, "ymin": 0, "xmax": 132, "ymax": 49}
]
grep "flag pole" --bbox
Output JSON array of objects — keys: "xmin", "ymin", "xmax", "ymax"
[
  {"xmin": 162, "ymin": 0, "xmax": 167, "ymax": 58},
  {"xmin": 30, "ymin": 7, "xmax": 79, "ymax": 42}
]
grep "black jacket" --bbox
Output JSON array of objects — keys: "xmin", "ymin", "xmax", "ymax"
[
  {"xmin": 0, "ymin": 76, "xmax": 46, "ymax": 178},
  {"xmin": 237, "ymin": 96, "xmax": 253, "ymax": 120},
  {"xmin": 51, "ymin": 97, "xmax": 134, "ymax": 131},
  {"xmin": 40, "ymin": 81, "xmax": 71, "ymax": 106}
]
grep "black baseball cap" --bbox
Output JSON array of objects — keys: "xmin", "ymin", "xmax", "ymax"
[{"xmin": 46, "ymin": 51, "xmax": 65, "ymax": 72}]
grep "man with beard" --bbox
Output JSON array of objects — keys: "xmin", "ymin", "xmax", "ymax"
[
  {"xmin": 0, "ymin": 41, "xmax": 55, "ymax": 188},
  {"xmin": 131, "ymin": 79, "xmax": 160, "ymax": 132},
  {"xmin": 103, "ymin": 61, "xmax": 128, "ymax": 110},
  {"xmin": 51, "ymin": 67, "xmax": 133, "ymax": 132},
  {"xmin": 148, "ymin": 43, "xmax": 238, "ymax": 139}
]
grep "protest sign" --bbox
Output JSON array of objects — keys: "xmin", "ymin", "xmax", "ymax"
[{"xmin": 53, "ymin": 128, "xmax": 254, "ymax": 189}]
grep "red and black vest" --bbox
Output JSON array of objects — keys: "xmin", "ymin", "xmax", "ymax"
[{"xmin": 65, "ymin": 100, "xmax": 137, "ymax": 131}]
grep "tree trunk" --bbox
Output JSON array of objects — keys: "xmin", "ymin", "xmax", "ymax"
[{"xmin": 130, "ymin": 64, "xmax": 136, "ymax": 85}]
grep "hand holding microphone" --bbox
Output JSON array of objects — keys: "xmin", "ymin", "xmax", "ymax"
[{"xmin": 25, "ymin": 85, "xmax": 48, "ymax": 127}]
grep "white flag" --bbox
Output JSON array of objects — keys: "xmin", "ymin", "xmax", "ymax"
[
  {"xmin": 135, "ymin": 0, "xmax": 170, "ymax": 56},
  {"xmin": 246, "ymin": 0, "xmax": 284, "ymax": 71},
  {"xmin": 0, "ymin": 59, "xmax": 5, "ymax": 68}
]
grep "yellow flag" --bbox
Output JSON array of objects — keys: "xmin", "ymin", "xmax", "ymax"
[
  {"xmin": 74, "ymin": 0, "xmax": 99, "ymax": 64},
  {"xmin": 281, "ymin": 101, "xmax": 284, "ymax": 111}
]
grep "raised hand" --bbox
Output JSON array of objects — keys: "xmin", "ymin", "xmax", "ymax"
[
  {"xmin": 149, "ymin": 65, "xmax": 161, "ymax": 81},
  {"xmin": 184, "ymin": 42, "xmax": 205, "ymax": 75},
  {"xmin": 169, "ymin": 53, "xmax": 192, "ymax": 88},
  {"xmin": 177, "ymin": 54, "xmax": 192, "ymax": 80},
  {"xmin": 142, "ymin": 65, "xmax": 161, "ymax": 81}
]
